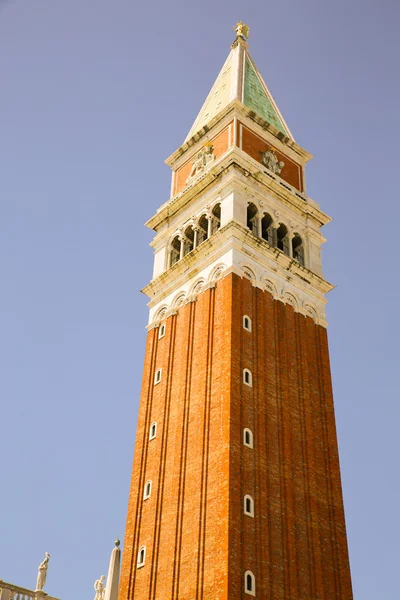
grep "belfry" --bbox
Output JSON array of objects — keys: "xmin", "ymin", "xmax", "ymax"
[{"xmin": 119, "ymin": 23, "xmax": 353, "ymax": 600}]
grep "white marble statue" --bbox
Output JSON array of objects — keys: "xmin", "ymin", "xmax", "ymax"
[
  {"xmin": 36, "ymin": 552, "xmax": 50, "ymax": 591},
  {"xmin": 94, "ymin": 575, "xmax": 106, "ymax": 600}
]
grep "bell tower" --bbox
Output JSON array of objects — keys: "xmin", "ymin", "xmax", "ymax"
[{"xmin": 119, "ymin": 23, "xmax": 353, "ymax": 600}]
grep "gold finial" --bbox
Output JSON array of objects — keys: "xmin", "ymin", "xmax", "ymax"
[{"xmin": 234, "ymin": 21, "xmax": 249, "ymax": 41}]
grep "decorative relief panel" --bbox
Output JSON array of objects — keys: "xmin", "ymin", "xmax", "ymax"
[
  {"xmin": 186, "ymin": 144, "xmax": 215, "ymax": 183},
  {"xmin": 261, "ymin": 148, "xmax": 285, "ymax": 175},
  {"xmin": 239, "ymin": 123, "xmax": 304, "ymax": 192},
  {"xmin": 174, "ymin": 125, "xmax": 232, "ymax": 195}
]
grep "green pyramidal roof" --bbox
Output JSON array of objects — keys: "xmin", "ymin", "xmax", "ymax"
[
  {"xmin": 243, "ymin": 56, "xmax": 286, "ymax": 134},
  {"xmin": 184, "ymin": 38, "xmax": 293, "ymax": 142}
]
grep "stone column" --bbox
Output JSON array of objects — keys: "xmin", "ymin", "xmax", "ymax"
[
  {"xmin": 104, "ymin": 540, "xmax": 121, "ymax": 600},
  {"xmin": 257, "ymin": 215, "xmax": 262, "ymax": 239},
  {"xmin": 207, "ymin": 216, "xmax": 213, "ymax": 238},
  {"xmin": 288, "ymin": 234, "xmax": 293, "ymax": 258},
  {"xmin": 193, "ymin": 227, "xmax": 199, "ymax": 250},
  {"xmin": 179, "ymin": 236, "xmax": 184, "ymax": 260}
]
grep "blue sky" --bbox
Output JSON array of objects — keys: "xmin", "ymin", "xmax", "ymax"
[{"xmin": 1, "ymin": 1, "xmax": 399, "ymax": 598}]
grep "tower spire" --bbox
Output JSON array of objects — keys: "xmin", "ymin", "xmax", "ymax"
[{"xmin": 184, "ymin": 23, "xmax": 293, "ymax": 142}]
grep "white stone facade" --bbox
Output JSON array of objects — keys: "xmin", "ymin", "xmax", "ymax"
[{"xmin": 144, "ymin": 140, "xmax": 333, "ymax": 329}]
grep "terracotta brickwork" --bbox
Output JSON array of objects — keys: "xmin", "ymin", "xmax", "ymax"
[
  {"xmin": 119, "ymin": 273, "xmax": 353, "ymax": 600},
  {"xmin": 174, "ymin": 124, "xmax": 232, "ymax": 195},
  {"xmin": 238, "ymin": 121, "xmax": 304, "ymax": 192}
]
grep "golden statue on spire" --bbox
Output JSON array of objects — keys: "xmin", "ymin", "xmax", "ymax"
[{"xmin": 234, "ymin": 21, "xmax": 249, "ymax": 40}]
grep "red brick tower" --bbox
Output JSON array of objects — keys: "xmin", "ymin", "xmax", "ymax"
[{"xmin": 119, "ymin": 24, "xmax": 353, "ymax": 600}]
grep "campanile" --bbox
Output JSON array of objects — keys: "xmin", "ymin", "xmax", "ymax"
[{"xmin": 119, "ymin": 23, "xmax": 353, "ymax": 600}]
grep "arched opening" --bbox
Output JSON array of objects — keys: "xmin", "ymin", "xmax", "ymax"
[
  {"xmin": 243, "ymin": 428, "xmax": 253, "ymax": 448},
  {"xmin": 154, "ymin": 369, "xmax": 162, "ymax": 385},
  {"xmin": 183, "ymin": 225, "xmax": 195, "ymax": 256},
  {"xmin": 243, "ymin": 369, "xmax": 252, "ymax": 387},
  {"xmin": 169, "ymin": 235, "xmax": 181, "ymax": 266},
  {"xmin": 247, "ymin": 203, "xmax": 258, "ymax": 236},
  {"xmin": 243, "ymin": 315, "xmax": 252, "ymax": 332},
  {"xmin": 149, "ymin": 422, "xmax": 157, "ymax": 440},
  {"xmin": 244, "ymin": 571, "xmax": 255, "ymax": 596},
  {"xmin": 137, "ymin": 546, "xmax": 146, "ymax": 568},
  {"xmin": 197, "ymin": 215, "xmax": 209, "ymax": 245},
  {"xmin": 292, "ymin": 234, "xmax": 305, "ymax": 266},
  {"xmin": 144, "ymin": 480, "xmax": 152, "ymax": 500},
  {"xmin": 244, "ymin": 494, "xmax": 254, "ymax": 517},
  {"xmin": 211, "ymin": 203, "xmax": 221, "ymax": 234},
  {"xmin": 261, "ymin": 213, "xmax": 275, "ymax": 246},
  {"xmin": 277, "ymin": 223, "xmax": 290, "ymax": 256}
]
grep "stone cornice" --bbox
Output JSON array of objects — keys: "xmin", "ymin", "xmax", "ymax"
[{"xmin": 146, "ymin": 149, "xmax": 330, "ymax": 233}]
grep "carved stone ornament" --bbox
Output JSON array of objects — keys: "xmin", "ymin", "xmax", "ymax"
[
  {"xmin": 261, "ymin": 149, "xmax": 285, "ymax": 175},
  {"xmin": 186, "ymin": 144, "xmax": 215, "ymax": 183}
]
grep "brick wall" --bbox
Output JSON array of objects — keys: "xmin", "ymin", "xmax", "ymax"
[{"xmin": 119, "ymin": 273, "xmax": 353, "ymax": 600}]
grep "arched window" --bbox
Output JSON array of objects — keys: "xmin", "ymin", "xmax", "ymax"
[
  {"xmin": 277, "ymin": 223, "xmax": 290, "ymax": 256},
  {"xmin": 183, "ymin": 225, "xmax": 195, "ymax": 256},
  {"xmin": 211, "ymin": 203, "xmax": 221, "ymax": 234},
  {"xmin": 244, "ymin": 494, "xmax": 254, "ymax": 517},
  {"xmin": 261, "ymin": 212, "xmax": 275, "ymax": 246},
  {"xmin": 247, "ymin": 203, "xmax": 258, "ymax": 236},
  {"xmin": 169, "ymin": 235, "xmax": 181, "ymax": 267},
  {"xmin": 144, "ymin": 480, "xmax": 152, "ymax": 500},
  {"xmin": 137, "ymin": 546, "xmax": 146, "ymax": 568},
  {"xmin": 158, "ymin": 323, "xmax": 166, "ymax": 339},
  {"xmin": 154, "ymin": 369, "xmax": 162, "ymax": 385},
  {"xmin": 244, "ymin": 570, "xmax": 256, "ymax": 596},
  {"xmin": 149, "ymin": 422, "xmax": 157, "ymax": 440},
  {"xmin": 292, "ymin": 234, "xmax": 305, "ymax": 266},
  {"xmin": 243, "ymin": 315, "xmax": 252, "ymax": 332},
  {"xmin": 197, "ymin": 215, "xmax": 209, "ymax": 245},
  {"xmin": 243, "ymin": 369, "xmax": 252, "ymax": 387},
  {"xmin": 243, "ymin": 428, "xmax": 253, "ymax": 448}
]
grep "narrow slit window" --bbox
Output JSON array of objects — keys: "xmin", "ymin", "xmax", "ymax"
[
  {"xmin": 243, "ymin": 428, "xmax": 253, "ymax": 448},
  {"xmin": 158, "ymin": 324, "xmax": 166, "ymax": 339},
  {"xmin": 137, "ymin": 546, "xmax": 146, "ymax": 568},
  {"xmin": 154, "ymin": 369, "xmax": 162, "ymax": 385},
  {"xmin": 243, "ymin": 315, "xmax": 252, "ymax": 332},
  {"xmin": 243, "ymin": 369, "xmax": 252, "ymax": 387},
  {"xmin": 149, "ymin": 422, "xmax": 157, "ymax": 440},
  {"xmin": 144, "ymin": 480, "xmax": 152, "ymax": 500},
  {"xmin": 244, "ymin": 494, "xmax": 254, "ymax": 517},
  {"xmin": 244, "ymin": 571, "xmax": 256, "ymax": 596}
]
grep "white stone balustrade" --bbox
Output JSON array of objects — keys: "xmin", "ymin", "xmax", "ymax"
[{"xmin": 0, "ymin": 582, "xmax": 59, "ymax": 600}]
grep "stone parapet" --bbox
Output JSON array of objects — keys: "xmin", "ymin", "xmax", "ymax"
[{"xmin": 0, "ymin": 582, "xmax": 59, "ymax": 600}]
